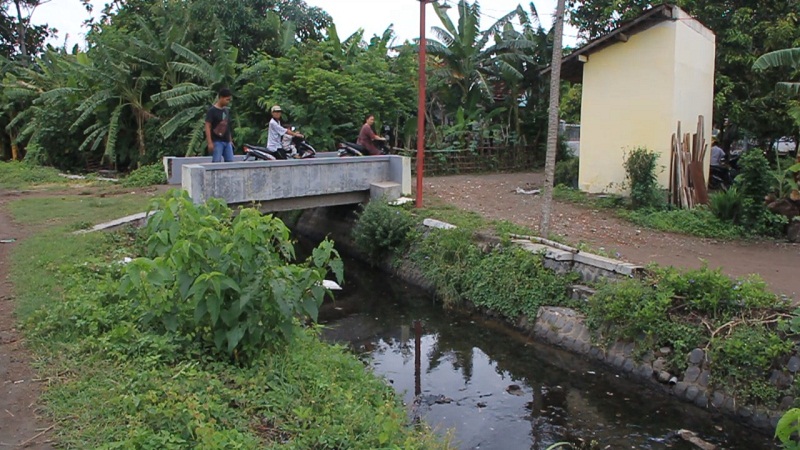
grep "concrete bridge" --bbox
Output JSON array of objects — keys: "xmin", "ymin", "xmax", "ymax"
[{"xmin": 170, "ymin": 155, "xmax": 411, "ymax": 212}]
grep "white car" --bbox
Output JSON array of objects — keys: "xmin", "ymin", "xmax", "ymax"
[{"xmin": 773, "ymin": 137, "xmax": 797, "ymax": 155}]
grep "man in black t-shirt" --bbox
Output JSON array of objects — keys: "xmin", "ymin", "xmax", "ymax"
[{"xmin": 205, "ymin": 88, "xmax": 234, "ymax": 162}]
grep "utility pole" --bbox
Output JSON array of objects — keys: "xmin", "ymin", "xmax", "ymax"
[{"xmin": 539, "ymin": 0, "xmax": 566, "ymax": 236}]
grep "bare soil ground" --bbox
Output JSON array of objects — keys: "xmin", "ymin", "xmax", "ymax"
[
  {"xmin": 427, "ymin": 172, "xmax": 799, "ymax": 300},
  {"xmin": 0, "ymin": 190, "xmax": 54, "ymax": 449}
]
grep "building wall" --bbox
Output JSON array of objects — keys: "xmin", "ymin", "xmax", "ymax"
[
  {"xmin": 672, "ymin": 9, "xmax": 716, "ymax": 175},
  {"xmin": 578, "ymin": 13, "xmax": 715, "ymax": 194}
]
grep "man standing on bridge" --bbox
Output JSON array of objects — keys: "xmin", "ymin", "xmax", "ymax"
[{"xmin": 205, "ymin": 88, "xmax": 235, "ymax": 162}]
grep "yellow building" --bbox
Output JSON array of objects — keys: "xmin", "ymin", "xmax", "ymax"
[{"xmin": 559, "ymin": 5, "xmax": 715, "ymax": 194}]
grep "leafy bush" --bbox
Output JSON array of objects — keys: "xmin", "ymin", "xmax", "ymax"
[
  {"xmin": 623, "ymin": 147, "xmax": 664, "ymax": 209},
  {"xmin": 466, "ymin": 247, "xmax": 578, "ymax": 318},
  {"xmin": 554, "ymin": 157, "xmax": 579, "ymax": 188},
  {"xmin": 121, "ymin": 163, "xmax": 167, "ymax": 187},
  {"xmin": 0, "ymin": 161, "xmax": 64, "ymax": 189},
  {"xmin": 18, "ymin": 192, "xmax": 448, "ymax": 449},
  {"xmin": 733, "ymin": 149, "xmax": 789, "ymax": 236},
  {"xmin": 353, "ymin": 199, "xmax": 417, "ymax": 263},
  {"xmin": 710, "ymin": 325, "xmax": 792, "ymax": 404},
  {"xmin": 587, "ymin": 279, "xmax": 675, "ymax": 344},
  {"xmin": 119, "ymin": 190, "xmax": 343, "ymax": 362},
  {"xmin": 736, "ymin": 150, "xmax": 773, "ymax": 200},
  {"xmin": 650, "ymin": 266, "xmax": 777, "ymax": 317},
  {"xmin": 709, "ymin": 185, "xmax": 743, "ymax": 222}
]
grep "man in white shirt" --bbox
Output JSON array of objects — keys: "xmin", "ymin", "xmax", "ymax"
[{"xmin": 267, "ymin": 105, "xmax": 303, "ymax": 152}]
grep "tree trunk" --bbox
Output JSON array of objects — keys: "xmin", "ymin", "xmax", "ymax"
[
  {"xmin": 136, "ymin": 114, "xmax": 146, "ymax": 167},
  {"xmin": 539, "ymin": 0, "xmax": 566, "ymax": 236},
  {"xmin": 13, "ymin": 0, "xmax": 28, "ymax": 64}
]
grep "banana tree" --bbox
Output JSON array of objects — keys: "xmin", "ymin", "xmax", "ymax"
[
  {"xmin": 753, "ymin": 48, "xmax": 800, "ymax": 125},
  {"xmin": 151, "ymin": 36, "xmax": 239, "ymax": 156}
]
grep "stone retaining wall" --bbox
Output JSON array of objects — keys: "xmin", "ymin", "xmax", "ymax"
[{"xmin": 530, "ymin": 306, "xmax": 787, "ymax": 431}]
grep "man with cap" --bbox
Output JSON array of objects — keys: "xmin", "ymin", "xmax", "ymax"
[{"xmin": 267, "ymin": 105, "xmax": 304, "ymax": 153}]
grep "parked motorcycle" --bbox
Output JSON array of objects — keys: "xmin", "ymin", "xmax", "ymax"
[{"xmin": 708, "ymin": 153, "xmax": 740, "ymax": 191}]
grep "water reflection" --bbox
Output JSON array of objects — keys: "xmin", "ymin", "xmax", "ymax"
[{"xmin": 316, "ymin": 253, "xmax": 776, "ymax": 450}]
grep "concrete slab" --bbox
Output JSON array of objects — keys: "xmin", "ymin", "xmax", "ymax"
[
  {"xmin": 74, "ymin": 211, "xmax": 152, "ymax": 234},
  {"xmin": 423, "ymin": 218, "xmax": 457, "ymax": 230}
]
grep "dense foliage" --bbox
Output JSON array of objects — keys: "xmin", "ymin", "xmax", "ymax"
[
  {"xmin": 13, "ymin": 191, "xmax": 447, "ymax": 448},
  {"xmin": 1, "ymin": 0, "xmax": 560, "ymax": 170}
]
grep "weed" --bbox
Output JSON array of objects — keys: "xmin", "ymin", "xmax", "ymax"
[
  {"xmin": 709, "ymin": 186, "xmax": 743, "ymax": 223},
  {"xmin": 121, "ymin": 163, "xmax": 167, "ymax": 187}
]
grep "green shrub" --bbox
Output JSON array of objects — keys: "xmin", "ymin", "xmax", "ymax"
[
  {"xmin": 118, "ymin": 190, "xmax": 343, "ymax": 363},
  {"xmin": 0, "ymin": 161, "xmax": 64, "ymax": 189},
  {"xmin": 623, "ymin": 147, "xmax": 664, "ymax": 209},
  {"xmin": 650, "ymin": 266, "xmax": 778, "ymax": 317},
  {"xmin": 121, "ymin": 163, "xmax": 167, "ymax": 187},
  {"xmin": 409, "ymin": 228, "xmax": 481, "ymax": 305},
  {"xmin": 734, "ymin": 150, "xmax": 789, "ymax": 236},
  {"xmin": 587, "ymin": 279, "xmax": 675, "ymax": 344},
  {"xmin": 554, "ymin": 157, "xmax": 579, "ymax": 188},
  {"xmin": 710, "ymin": 325, "xmax": 793, "ymax": 404},
  {"xmin": 353, "ymin": 199, "xmax": 417, "ymax": 263},
  {"xmin": 465, "ymin": 247, "xmax": 578, "ymax": 318},
  {"xmin": 709, "ymin": 185, "xmax": 743, "ymax": 222}
]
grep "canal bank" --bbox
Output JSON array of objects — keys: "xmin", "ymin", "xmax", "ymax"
[{"xmin": 283, "ymin": 203, "xmax": 796, "ymax": 443}]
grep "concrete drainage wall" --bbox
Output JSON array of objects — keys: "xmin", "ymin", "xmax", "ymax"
[{"xmin": 530, "ymin": 306, "xmax": 787, "ymax": 431}]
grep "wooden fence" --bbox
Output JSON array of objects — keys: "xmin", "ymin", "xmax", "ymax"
[{"xmin": 399, "ymin": 145, "xmax": 541, "ymax": 176}]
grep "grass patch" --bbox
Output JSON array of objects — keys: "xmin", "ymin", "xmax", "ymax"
[
  {"xmin": 8, "ymin": 194, "xmax": 156, "ymax": 228},
  {"xmin": 0, "ymin": 161, "xmax": 66, "ymax": 190},
  {"xmin": 617, "ymin": 208, "xmax": 748, "ymax": 240},
  {"xmin": 8, "ymin": 192, "xmax": 450, "ymax": 449},
  {"xmin": 554, "ymin": 186, "xmax": 750, "ymax": 240},
  {"xmin": 417, "ymin": 198, "xmax": 536, "ymax": 237}
]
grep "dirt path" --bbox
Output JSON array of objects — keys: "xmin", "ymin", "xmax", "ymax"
[
  {"xmin": 0, "ymin": 190, "xmax": 54, "ymax": 449},
  {"xmin": 427, "ymin": 172, "xmax": 800, "ymax": 300}
]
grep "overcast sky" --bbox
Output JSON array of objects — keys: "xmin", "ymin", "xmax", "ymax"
[{"xmin": 30, "ymin": 0, "xmax": 580, "ymax": 50}]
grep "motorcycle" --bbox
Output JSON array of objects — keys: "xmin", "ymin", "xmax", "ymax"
[
  {"xmin": 708, "ymin": 153, "xmax": 740, "ymax": 191},
  {"xmin": 337, "ymin": 138, "xmax": 391, "ymax": 157},
  {"xmin": 243, "ymin": 128, "xmax": 316, "ymax": 161}
]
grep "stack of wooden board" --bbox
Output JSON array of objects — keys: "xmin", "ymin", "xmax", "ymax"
[{"xmin": 669, "ymin": 116, "xmax": 709, "ymax": 208}]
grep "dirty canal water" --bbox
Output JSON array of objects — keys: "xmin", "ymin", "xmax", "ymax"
[{"xmin": 316, "ymin": 253, "xmax": 777, "ymax": 450}]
